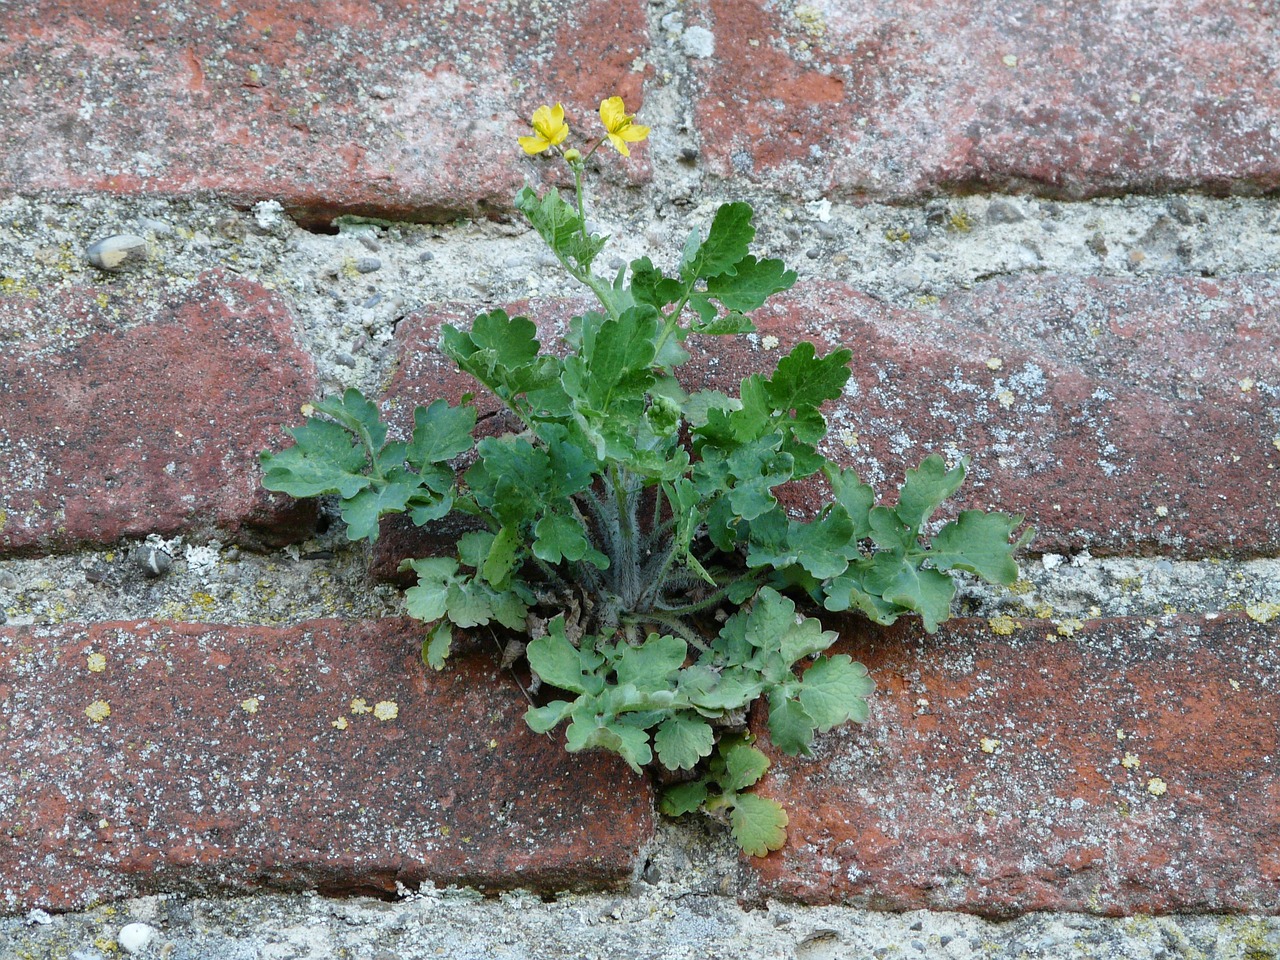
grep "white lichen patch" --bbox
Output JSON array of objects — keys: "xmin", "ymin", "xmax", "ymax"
[
  {"xmin": 1154, "ymin": 505, "xmax": 1168, "ymax": 518},
  {"xmin": 373, "ymin": 700, "xmax": 399, "ymax": 721},
  {"xmin": 86, "ymin": 652, "xmax": 107, "ymax": 673},
  {"xmin": 761, "ymin": 334, "xmax": 779, "ymax": 350},
  {"xmin": 85, "ymin": 700, "xmax": 111, "ymax": 723}
]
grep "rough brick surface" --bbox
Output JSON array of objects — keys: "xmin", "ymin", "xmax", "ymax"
[
  {"xmin": 0, "ymin": 2, "xmax": 649, "ymax": 225},
  {"xmin": 744, "ymin": 613, "xmax": 1280, "ymax": 917},
  {"xmin": 703, "ymin": 276, "xmax": 1280, "ymax": 558},
  {"xmin": 1, "ymin": 271, "xmax": 319, "ymax": 555},
  {"xmin": 377, "ymin": 276, "xmax": 1280, "ymax": 563},
  {"xmin": 0, "ymin": 618, "xmax": 654, "ymax": 913},
  {"xmin": 693, "ymin": 0, "xmax": 1280, "ymax": 198}
]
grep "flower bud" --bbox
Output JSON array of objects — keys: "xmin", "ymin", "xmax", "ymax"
[{"xmin": 563, "ymin": 147, "xmax": 582, "ymax": 163}]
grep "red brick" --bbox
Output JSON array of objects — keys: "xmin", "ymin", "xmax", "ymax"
[
  {"xmin": 376, "ymin": 276, "xmax": 1280, "ymax": 563},
  {"xmin": 0, "ymin": 618, "xmax": 654, "ymax": 913},
  {"xmin": 743, "ymin": 613, "xmax": 1280, "ymax": 917},
  {"xmin": 692, "ymin": 0, "xmax": 1280, "ymax": 198},
  {"xmin": 0, "ymin": 2, "xmax": 651, "ymax": 226},
  {"xmin": 1, "ymin": 271, "xmax": 319, "ymax": 555}
]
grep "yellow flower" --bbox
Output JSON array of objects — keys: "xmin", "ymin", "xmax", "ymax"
[
  {"xmin": 598, "ymin": 96, "xmax": 649, "ymax": 156},
  {"xmin": 518, "ymin": 103, "xmax": 569, "ymax": 155}
]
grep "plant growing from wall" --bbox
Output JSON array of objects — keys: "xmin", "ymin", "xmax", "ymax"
[{"xmin": 260, "ymin": 97, "xmax": 1031, "ymax": 855}]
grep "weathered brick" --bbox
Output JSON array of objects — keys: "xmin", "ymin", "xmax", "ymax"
[
  {"xmin": 789, "ymin": 275, "xmax": 1280, "ymax": 558},
  {"xmin": 744, "ymin": 613, "xmax": 1280, "ymax": 917},
  {"xmin": 376, "ymin": 275, "xmax": 1280, "ymax": 565},
  {"xmin": 0, "ymin": 2, "xmax": 650, "ymax": 225},
  {"xmin": 692, "ymin": 0, "xmax": 1280, "ymax": 198},
  {"xmin": 1, "ymin": 271, "xmax": 319, "ymax": 555},
  {"xmin": 0, "ymin": 618, "xmax": 654, "ymax": 913}
]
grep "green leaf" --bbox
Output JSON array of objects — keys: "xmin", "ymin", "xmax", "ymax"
[
  {"xmin": 469, "ymin": 437, "xmax": 551, "ymax": 526},
  {"xmin": 873, "ymin": 561, "xmax": 957, "ymax": 633},
  {"xmin": 680, "ymin": 202, "xmax": 755, "ymax": 282},
  {"xmin": 525, "ymin": 700, "xmax": 575, "ymax": 734},
  {"xmin": 566, "ymin": 717, "xmax": 653, "ymax": 771},
  {"xmin": 829, "ymin": 466, "xmax": 874, "ymax": 539},
  {"xmin": 653, "ymin": 715, "xmax": 715, "ymax": 771},
  {"xmin": 630, "ymin": 256, "xmax": 683, "ymax": 309},
  {"xmin": 739, "ymin": 587, "xmax": 799, "ymax": 650},
  {"xmin": 532, "ymin": 512, "xmax": 589, "ymax": 565},
  {"xmin": 402, "ymin": 558, "xmax": 458, "ymax": 622},
  {"xmin": 611, "ymin": 634, "xmax": 688, "ymax": 691},
  {"xmin": 704, "ymin": 255, "xmax": 797, "ymax": 312},
  {"xmin": 660, "ymin": 780, "xmax": 709, "ymax": 817},
  {"xmin": 338, "ymin": 471, "xmax": 420, "ymax": 542},
  {"xmin": 260, "ymin": 419, "xmax": 372, "ymax": 499},
  {"xmin": 457, "ymin": 530, "xmax": 495, "ymax": 569},
  {"xmin": 516, "ymin": 186, "xmax": 607, "ymax": 271},
  {"xmin": 421, "ymin": 621, "xmax": 453, "ymax": 671},
  {"xmin": 482, "ymin": 524, "xmax": 520, "ymax": 587},
  {"xmin": 688, "ymin": 307, "xmax": 757, "ymax": 336},
  {"xmin": 767, "ymin": 690, "xmax": 817, "ymax": 755},
  {"xmin": 896, "ymin": 454, "xmax": 968, "ymax": 532},
  {"xmin": 929, "ymin": 510, "xmax": 1027, "ymax": 585},
  {"xmin": 313, "ymin": 388, "xmax": 389, "ymax": 447},
  {"xmin": 526, "ymin": 618, "xmax": 605, "ymax": 695},
  {"xmin": 729, "ymin": 793, "xmax": 788, "ymax": 857},
  {"xmin": 406, "ymin": 399, "xmax": 476, "ymax": 467},
  {"xmin": 779, "ymin": 615, "xmax": 839, "ymax": 668},
  {"xmin": 720, "ymin": 740, "xmax": 771, "ymax": 792},
  {"xmin": 765, "ymin": 343, "xmax": 853, "ymax": 414},
  {"xmin": 798, "ymin": 654, "xmax": 875, "ymax": 729}
]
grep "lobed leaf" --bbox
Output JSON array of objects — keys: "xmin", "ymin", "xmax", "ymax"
[
  {"xmin": 653, "ymin": 715, "xmax": 716, "ymax": 771},
  {"xmin": 729, "ymin": 793, "xmax": 789, "ymax": 857}
]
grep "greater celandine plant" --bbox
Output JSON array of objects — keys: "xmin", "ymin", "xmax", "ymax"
[{"xmin": 261, "ymin": 96, "xmax": 1031, "ymax": 854}]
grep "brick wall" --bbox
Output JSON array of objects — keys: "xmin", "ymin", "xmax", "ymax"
[{"xmin": 1, "ymin": 0, "xmax": 1278, "ymax": 921}]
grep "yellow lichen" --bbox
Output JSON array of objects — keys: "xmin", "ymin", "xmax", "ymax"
[
  {"xmin": 986, "ymin": 357, "xmax": 1004, "ymax": 371},
  {"xmin": 1121, "ymin": 752, "xmax": 1141, "ymax": 769},
  {"xmin": 988, "ymin": 615, "xmax": 1019, "ymax": 636},
  {"xmin": 350, "ymin": 697, "xmax": 372, "ymax": 714},
  {"xmin": 979, "ymin": 737, "xmax": 1000, "ymax": 754},
  {"xmin": 1056, "ymin": 618, "xmax": 1085, "ymax": 637},
  {"xmin": 239, "ymin": 697, "xmax": 260, "ymax": 714},
  {"xmin": 793, "ymin": 4, "xmax": 826, "ymax": 38},
  {"xmin": 332, "ymin": 716, "xmax": 349, "ymax": 730},
  {"xmin": 1147, "ymin": 777, "xmax": 1168, "ymax": 796},
  {"xmin": 86, "ymin": 652, "xmax": 107, "ymax": 673},
  {"xmin": 85, "ymin": 700, "xmax": 111, "ymax": 723},
  {"xmin": 948, "ymin": 209, "xmax": 973, "ymax": 233},
  {"xmin": 1245, "ymin": 603, "xmax": 1280, "ymax": 624},
  {"xmin": 996, "ymin": 390, "xmax": 1015, "ymax": 409},
  {"xmin": 373, "ymin": 700, "xmax": 399, "ymax": 721}
]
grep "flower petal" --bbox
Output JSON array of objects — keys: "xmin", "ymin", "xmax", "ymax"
[
  {"xmin": 599, "ymin": 96, "xmax": 627, "ymax": 131},
  {"xmin": 519, "ymin": 134, "xmax": 551, "ymax": 155}
]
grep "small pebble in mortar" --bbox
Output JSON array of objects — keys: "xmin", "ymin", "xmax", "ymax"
[
  {"xmin": 118, "ymin": 921, "xmax": 158, "ymax": 954},
  {"xmin": 86, "ymin": 234, "xmax": 149, "ymax": 271}
]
